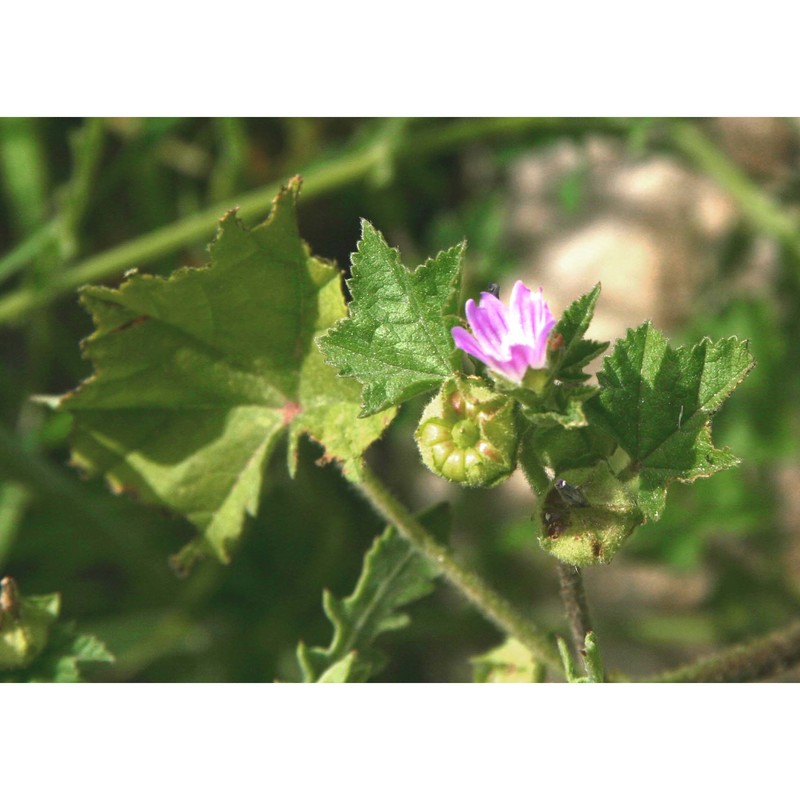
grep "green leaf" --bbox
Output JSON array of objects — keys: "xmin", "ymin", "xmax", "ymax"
[
  {"xmin": 316, "ymin": 652, "xmax": 359, "ymax": 683},
  {"xmin": 519, "ymin": 424, "xmax": 616, "ymax": 495},
  {"xmin": 297, "ymin": 504, "xmax": 449, "ymax": 682},
  {"xmin": 0, "ymin": 587, "xmax": 113, "ymax": 682},
  {"xmin": 318, "ymin": 222, "xmax": 464, "ymax": 416},
  {"xmin": 471, "ymin": 637, "xmax": 546, "ymax": 682},
  {"xmin": 587, "ymin": 323, "xmax": 755, "ymax": 519},
  {"xmin": 0, "ymin": 591, "xmax": 58, "ymax": 671},
  {"xmin": 25, "ymin": 628, "xmax": 115, "ymax": 683},
  {"xmin": 518, "ymin": 384, "xmax": 599, "ymax": 430},
  {"xmin": 58, "ymin": 182, "xmax": 394, "ymax": 562},
  {"xmin": 550, "ymin": 283, "xmax": 609, "ymax": 382},
  {"xmin": 502, "ymin": 284, "xmax": 607, "ymax": 436}
]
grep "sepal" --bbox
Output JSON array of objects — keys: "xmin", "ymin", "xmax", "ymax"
[{"xmin": 534, "ymin": 463, "xmax": 643, "ymax": 565}]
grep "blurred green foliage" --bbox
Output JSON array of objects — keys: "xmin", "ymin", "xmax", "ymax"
[{"xmin": 1, "ymin": 118, "xmax": 799, "ymax": 681}]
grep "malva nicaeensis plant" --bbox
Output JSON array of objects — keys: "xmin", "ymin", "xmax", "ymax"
[{"xmin": 20, "ymin": 177, "xmax": 761, "ymax": 682}]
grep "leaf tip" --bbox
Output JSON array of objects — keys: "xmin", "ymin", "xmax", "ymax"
[
  {"xmin": 169, "ymin": 539, "xmax": 212, "ymax": 577},
  {"xmin": 219, "ymin": 207, "xmax": 241, "ymax": 225},
  {"xmin": 359, "ymin": 217, "xmax": 377, "ymax": 237},
  {"xmin": 286, "ymin": 174, "xmax": 303, "ymax": 195}
]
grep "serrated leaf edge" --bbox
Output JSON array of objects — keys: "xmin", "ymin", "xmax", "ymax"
[{"xmin": 317, "ymin": 222, "xmax": 465, "ymax": 416}]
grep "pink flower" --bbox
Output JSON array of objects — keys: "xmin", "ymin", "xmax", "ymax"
[{"xmin": 452, "ymin": 281, "xmax": 556, "ymax": 383}]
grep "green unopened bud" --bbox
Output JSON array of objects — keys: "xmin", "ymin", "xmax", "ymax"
[
  {"xmin": 416, "ymin": 377, "xmax": 519, "ymax": 487},
  {"xmin": 534, "ymin": 463, "xmax": 643, "ymax": 566},
  {"xmin": 0, "ymin": 577, "xmax": 59, "ymax": 670}
]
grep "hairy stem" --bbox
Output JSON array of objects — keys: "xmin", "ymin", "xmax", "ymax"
[
  {"xmin": 666, "ymin": 120, "xmax": 800, "ymax": 260},
  {"xmin": 646, "ymin": 619, "xmax": 800, "ymax": 683},
  {"xmin": 0, "ymin": 117, "xmax": 628, "ymax": 326},
  {"xmin": 556, "ymin": 562, "xmax": 603, "ymax": 680},
  {"xmin": 356, "ymin": 465, "xmax": 563, "ymax": 673},
  {"xmin": 0, "ymin": 221, "xmax": 57, "ymax": 285}
]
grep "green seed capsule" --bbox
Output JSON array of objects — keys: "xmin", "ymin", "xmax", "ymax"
[
  {"xmin": 415, "ymin": 378, "xmax": 519, "ymax": 488},
  {"xmin": 534, "ymin": 463, "xmax": 643, "ymax": 566}
]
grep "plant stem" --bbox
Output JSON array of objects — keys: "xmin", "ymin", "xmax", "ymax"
[
  {"xmin": 556, "ymin": 562, "xmax": 601, "ymax": 673},
  {"xmin": 0, "ymin": 117, "xmax": 628, "ymax": 326},
  {"xmin": 356, "ymin": 465, "xmax": 563, "ymax": 673},
  {"xmin": 0, "ymin": 150, "xmax": 374, "ymax": 324},
  {"xmin": 0, "ymin": 482, "xmax": 31, "ymax": 570},
  {"xmin": 666, "ymin": 120, "xmax": 800, "ymax": 259},
  {"xmin": 8, "ymin": 117, "xmax": 798, "ymax": 324},
  {"xmin": 0, "ymin": 222, "xmax": 57, "ymax": 285},
  {"xmin": 646, "ymin": 619, "xmax": 800, "ymax": 683}
]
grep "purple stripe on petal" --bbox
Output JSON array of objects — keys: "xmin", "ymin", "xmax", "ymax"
[
  {"xmin": 531, "ymin": 288, "xmax": 547, "ymax": 332},
  {"xmin": 466, "ymin": 302, "xmax": 506, "ymax": 357},
  {"xmin": 485, "ymin": 355, "xmax": 518, "ymax": 381},
  {"xmin": 538, "ymin": 289, "xmax": 555, "ymax": 333},
  {"xmin": 505, "ymin": 344, "xmax": 534, "ymax": 383},
  {"xmin": 478, "ymin": 291, "xmax": 508, "ymax": 315},
  {"xmin": 477, "ymin": 292, "xmax": 510, "ymax": 339},
  {"xmin": 528, "ymin": 313, "xmax": 556, "ymax": 368},
  {"xmin": 509, "ymin": 280, "xmax": 533, "ymax": 343},
  {"xmin": 531, "ymin": 288, "xmax": 545, "ymax": 330},
  {"xmin": 455, "ymin": 279, "xmax": 557, "ymax": 384},
  {"xmin": 480, "ymin": 355, "xmax": 504, "ymax": 375},
  {"xmin": 452, "ymin": 326, "xmax": 488, "ymax": 362}
]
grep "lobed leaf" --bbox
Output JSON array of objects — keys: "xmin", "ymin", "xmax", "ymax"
[
  {"xmin": 0, "ymin": 589, "xmax": 113, "ymax": 682},
  {"xmin": 296, "ymin": 504, "xmax": 449, "ymax": 682},
  {"xmin": 26, "ymin": 628, "xmax": 115, "ymax": 683},
  {"xmin": 318, "ymin": 222, "xmax": 464, "ymax": 416},
  {"xmin": 58, "ymin": 181, "xmax": 394, "ymax": 563},
  {"xmin": 519, "ymin": 424, "xmax": 617, "ymax": 496},
  {"xmin": 518, "ymin": 384, "xmax": 599, "ymax": 430},
  {"xmin": 550, "ymin": 283, "xmax": 609, "ymax": 381},
  {"xmin": 586, "ymin": 323, "xmax": 755, "ymax": 519},
  {"xmin": 471, "ymin": 637, "xmax": 546, "ymax": 682}
]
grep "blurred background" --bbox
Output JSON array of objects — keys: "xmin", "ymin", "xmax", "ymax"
[{"xmin": 0, "ymin": 117, "xmax": 798, "ymax": 681}]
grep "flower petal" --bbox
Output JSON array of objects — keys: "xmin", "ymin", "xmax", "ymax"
[
  {"xmin": 466, "ymin": 299, "xmax": 506, "ymax": 357},
  {"xmin": 453, "ymin": 280, "xmax": 556, "ymax": 383},
  {"xmin": 528, "ymin": 311, "xmax": 556, "ymax": 368},
  {"xmin": 451, "ymin": 326, "xmax": 488, "ymax": 362},
  {"xmin": 532, "ymin": 288, "xmax": 554, "ymax": 337},
  {"xmin": 508, "ymin": 280, "xmax": 533, "ymax": 343},
  {"xmin": 505, "ymin": 343, "xmax": 535, "ymax": 382},
  {"xmin": 478, "ymin": 293, "xmax": 510, "ymax": 339}
]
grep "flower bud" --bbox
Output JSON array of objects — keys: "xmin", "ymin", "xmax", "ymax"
[
  {"xmin": 416, "ymin": 378, "xmax": 519, "ymax": 487},
  {"xmin": 534, "ymin": 463, "xmax": 643, "ymax": 566}
]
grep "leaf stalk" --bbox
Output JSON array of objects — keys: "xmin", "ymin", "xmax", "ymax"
[
  {"xmin": 556, "ymin": 561, "xmax": 604, "ymax": 680},
  {"xmin": 356, "ymin": 464, "xmax": 563, "ymax": 673}
]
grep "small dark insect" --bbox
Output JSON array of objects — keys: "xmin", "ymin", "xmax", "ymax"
[
  {"xmin": 486, "ymin": 282, "xmax": 500, "ymax": 299},
  {"xmin": 543, "ymin": 508, "xmax": 568, "ymax": 538},
  {"xmin": 541, "ymin": 488, "xmax": 569, "ymax": 538},
  {"xmin": 554, "ymin": 478, "xmax": 589, "ymax": 508}
]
